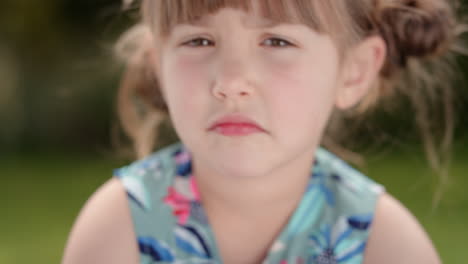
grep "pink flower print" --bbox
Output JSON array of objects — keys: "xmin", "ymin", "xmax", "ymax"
[
  {"xmin": 279, "ymin": 258, "xmax": 304, "ymax": 264},
  {"xmin": 163, "ymin": 186, "xmax": 192, "ymax": 225}
]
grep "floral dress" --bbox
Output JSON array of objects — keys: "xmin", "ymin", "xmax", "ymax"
[{"xmin": 114, "ymin": 142, "xmax": 384, "ymax": 264}]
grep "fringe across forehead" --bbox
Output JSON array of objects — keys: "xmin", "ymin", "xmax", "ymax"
[{"xmin": 141, "ymin": 0, "xmax": 351, "ymax": 39}]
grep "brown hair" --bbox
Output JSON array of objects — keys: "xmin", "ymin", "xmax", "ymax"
[{"xmin": 115, "ymin": 0, "xmax": 467, "ymax": 203}]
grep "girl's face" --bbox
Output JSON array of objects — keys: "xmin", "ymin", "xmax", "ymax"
[{"xmin": 156, "ymin": 7, "xmax": 343, "ymax": 178}]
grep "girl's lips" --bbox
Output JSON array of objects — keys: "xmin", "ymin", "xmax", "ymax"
[
  {"xmin": 208, "ymin": 114, "xmax": 266, "ymax": 136},
  {"xmin": 211, "ymin": 123, "xmax": 264, "ymax": 136}
]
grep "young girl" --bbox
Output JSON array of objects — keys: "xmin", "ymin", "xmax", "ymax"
[{"xmin": 63, "ymin": 0, "xmax": 465, "ymax": 263}]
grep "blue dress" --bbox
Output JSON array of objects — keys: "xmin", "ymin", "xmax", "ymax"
[{"xmin": 114, "ymin": 142, "xmax": 385, "ymax": 263}]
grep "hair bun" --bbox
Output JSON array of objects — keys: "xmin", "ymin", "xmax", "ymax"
[{"xmin": 376, "ymin": 0, "xmax": 455, "ymax": 75}]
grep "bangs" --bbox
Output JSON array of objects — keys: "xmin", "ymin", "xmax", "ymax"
[{"xmin": 142, "ymin": 0, "xmax": 341, "ymax": 37}]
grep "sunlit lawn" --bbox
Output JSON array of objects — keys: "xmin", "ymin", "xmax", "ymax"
[{"xmin": 1, "ymin": 146, "xmax": 467, "ymax": 264}]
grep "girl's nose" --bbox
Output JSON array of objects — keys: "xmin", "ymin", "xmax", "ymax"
[{"xmin": 211, "ymin": 55, "xmax": 254, "ymax": 101}]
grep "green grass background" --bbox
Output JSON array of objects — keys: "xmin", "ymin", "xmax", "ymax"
[{"xmin": 1, "ymin": 146, "xmax": 467, "ymax": 264}]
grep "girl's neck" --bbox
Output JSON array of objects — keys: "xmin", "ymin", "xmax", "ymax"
[{"xmin": 192, "ymin": 148, "xmax": 316, "ymax": 218}]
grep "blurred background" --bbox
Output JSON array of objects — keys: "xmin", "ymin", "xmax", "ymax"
[{"xmin": 1, "ymin": 0, "xmax": 467, "ymax": 263}]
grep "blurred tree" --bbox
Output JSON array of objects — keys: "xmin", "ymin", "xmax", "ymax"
[{"xmin": 0, "ymin": 0, "xmax": 132, "ymax": 153}]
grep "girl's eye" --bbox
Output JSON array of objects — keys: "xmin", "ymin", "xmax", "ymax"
[
  {"xmin": 181, "ymin": 37, "xmax": 293, "ymax": 48},
  {"xmin": 263, "ymin": 38, "xmax": 293, "ymax": 48},
  {"xmin": 183, "ymin": 38, "xmax": 214, "ymax": 47}
]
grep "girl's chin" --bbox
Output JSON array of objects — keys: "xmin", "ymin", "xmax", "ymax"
[
  {"xmin": 209, "ymin": 155, "xmax": 274, "ymax": 178},
  {"xmin": 205, "ymin": 133, "xmax": 270, "ymax": 150}
]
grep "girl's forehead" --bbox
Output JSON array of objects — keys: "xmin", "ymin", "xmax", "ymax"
[
  {"xmin": 147, "ymin": 0, "xmax": 326, "ymax": 35},
  {"xmin": 185, "ymin": 8, "xmax": 284, "ymax": 28},
  {"xmin": 166, "ymin": 0, "xmax": 317, "ymax": 23}
]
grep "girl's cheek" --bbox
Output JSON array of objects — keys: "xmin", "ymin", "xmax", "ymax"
[
  {"xmin": 260, "ymin": 49, "xmax": 307, "ymax": 74},
  {"xmin": 174, "ymin": 54, "xmax": 209, "ymax": 75},
  {"xmin": 171, "ymin": 54, "xmax": 212, "ymax": 91},
  {"xmin": 260, "ymin": 54, "xmax": 310, "ymax": 91}
]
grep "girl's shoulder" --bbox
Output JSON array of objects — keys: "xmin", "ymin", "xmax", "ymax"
[
  {"xmin": 308, "ymin": 148, "xmax": 441, "ymax": 263},
  {"xmin": 62, "ymin": 178, "xmax": 139, "ymax": 264},
  {"xmin": 363, "ymin": 192, "xmax": 441, "ymax": 264},
  {"xmin": 63, "ymin": 143, "xmax": 186, "ymax": 264}
]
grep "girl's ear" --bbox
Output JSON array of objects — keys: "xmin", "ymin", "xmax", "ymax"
[{"xmin": 335, "ymin": 36, "xmax": 386, "ymax": 109}]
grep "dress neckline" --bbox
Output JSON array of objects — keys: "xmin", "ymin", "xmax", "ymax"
[{"xmin": 164, "ymin": 145, "xmax": 326, "ymax": 263}]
